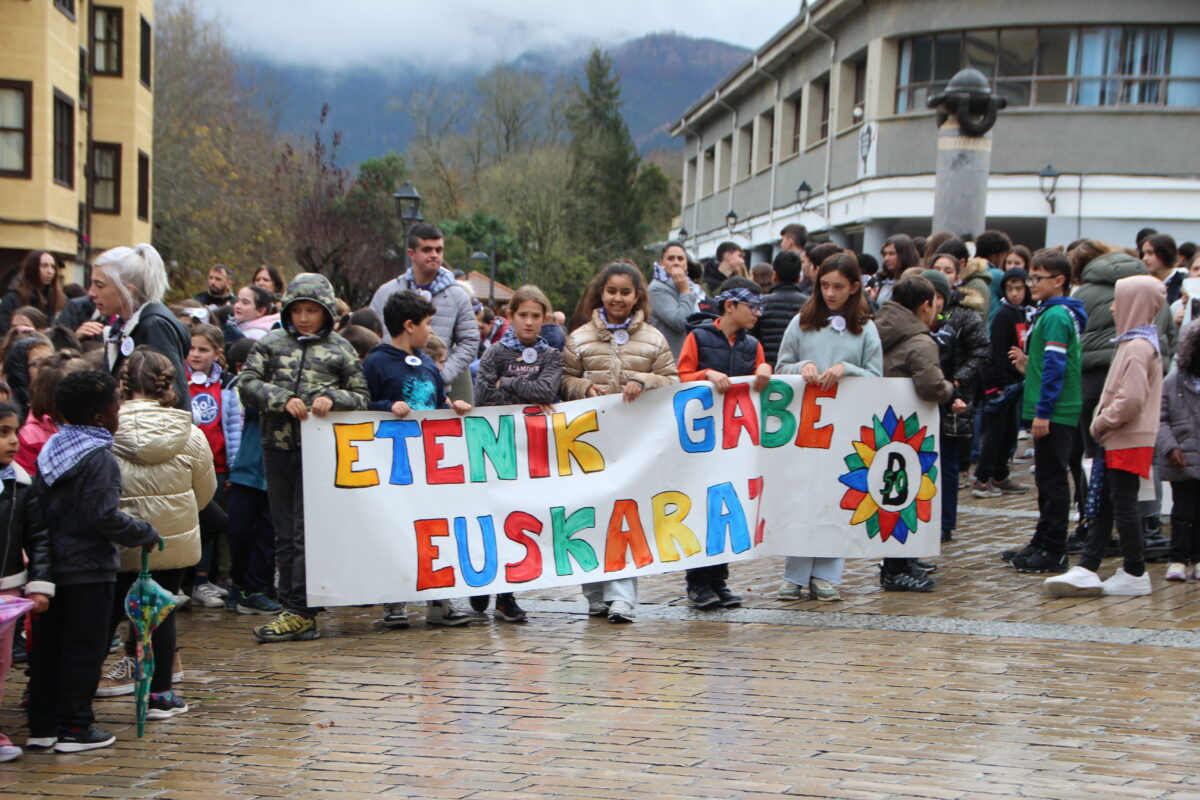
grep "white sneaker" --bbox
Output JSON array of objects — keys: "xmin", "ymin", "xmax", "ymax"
[
  {"xmin": 1101, "ymin": 568, "xmax": 1152, "ymax": 596},
  {"xmin": 1166, "ymin": 562, "xmax": 1188, "ymax": 582},
  {"xmin": 191, "ymin": 583, "xmax": 226, "ymax": 608},
  {"xmin": 1194, "ymin": 563, "xmax": 1200, "ymax": 582},
  {"xmin": 425, "ymin": 600, "xmax": 470, "ymax": 627},
  {"xmin": 1043, "ymin": 566, "xmax": 1102, "ymax": 598},
  {"xmin": 608, "ymin": 600, "xmax": 635, "ymax": 623}
]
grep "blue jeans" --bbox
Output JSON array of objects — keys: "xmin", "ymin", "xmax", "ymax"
[{"xmin": 942, "ymin": 434, "xmax": 962, "ymax": 534}]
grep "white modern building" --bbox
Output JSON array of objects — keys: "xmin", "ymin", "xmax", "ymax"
[{"xmin": 670, "ymin": 0, "xmax": 1200, "ymax": 262}]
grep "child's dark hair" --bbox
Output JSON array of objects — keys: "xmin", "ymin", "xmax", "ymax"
[
  {"xmin": 1002, "ymin": 269, "xmax": 1032, "ymax": 306},
  {"xmin": 119, "ymin": 346, "xmax": 179, "ymax": 407},
  {"xmin": 55, "ymin": 369, "xmax": 118, "ymax": 425},
  {"xmin": 349, "ymin": 307, "xmax": 382, "ymax": 336},
  {"xmin": 243, "ymin": 285, "xmax": 276, "ymax": 314},
  {"xmin": 340, "ymin": 324, "xmax": 381, "ymax": 359},
  {"xmin": 809, "ymin": 242, "xmax": 842, "ymax": 269},
  {"xmin": 47, "ymin": 325, "xmax": 82, "ymax": 352},
  {"xmin": 30, "ymin": 349, "xmax": 85, "ymax": 420},
  {"xmin": 891, "ymin": 276, "xmax": 935, "ymax": 311},
  {"xmin": 800, "ymin": 253, "xmax": 868, "ymax": 334},
  {"xmin": 772, "ymin": 250, "xmax": 802, "ymax": 284},
  {"xmin": 226, "ymin": 337, "xmax": 256, "ymax": 373},
  {"xmin": 383, "ymin": 290, "xmax": 436, "ymax": 336},
  {"xmin": 1031, "ymin": 248, "xmax": 1072, "ymax": 290},
  {"xmin": 1177, "ymin": 321, "xmax": 1200, "ymax": 377},
  {"xmin": 714, "ymin": 277, "xmax": 761, "ymax": 315},
  {"xmin": 0, "ymin": 400, "xmax": 19, "ymax": 424},
  {"xmin": 575, "ymin": 261, "xmax": 649, "ymax": 326}
]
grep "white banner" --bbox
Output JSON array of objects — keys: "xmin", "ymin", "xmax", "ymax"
[{"xmin": 303, "ymin": 376, "xmax": 943, "ymax": 605}]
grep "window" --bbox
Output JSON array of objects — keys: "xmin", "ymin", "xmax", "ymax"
[
  {"xmin": 138, "ymin": 150, "xmax": 150, "ymax": 219},
  {"xmin": 717, "ymin": 135, "xmax": 732, "ymax": 189},
  {"xmin": 140, "ymin": 16, "xmax": 152, "ymax": 88},
  {"xmin": 0, "ymin": 80, "xmax": 32, "ymax": 178},
  {"xmin": 91, "ymin": 143, "xmax": 121, "ymax": 213},
  {"xmin": 785, "ymin": 91, "xmax": 802, "ymax": 155},
  {"xmin": 896, "ymin": 26, "xmax": 1200, "ymax": 110},
  {"xmin": 806, "ymin": 76, "xmax": 830, "ymax": 143},
  {"xmin": 754, "ymin": 110, "xmax": 774, "ymax": 172},
  {"xmin": 78, "ymin": 48, "xmax": 89, "ymax": 108},
  {"xmin": 839, "ymin": 55, "xmax": 868, "ymax": 128},
  {"xmin": 737, "ymin": 122, "xmax": 753, "ymax": 180},
  {"xmin": 703, "ymin": 146, "xmax": 715, "ymax": 196},
  {"xmin": 53, "ymin": 90, "xmax": 75, "ymax": 188},
  {"xmin": 684, "ymin": 156, "xmax": 696, "ymax": 204},
  {"xmin": 54, "ymin": 0, "xmax": 75, "ymax": 20},
  {"xmin": 93, "ymin": 6, "xmax": 123, "ymax": 76}
]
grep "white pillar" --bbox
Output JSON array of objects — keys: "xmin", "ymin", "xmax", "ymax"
[{"xmin": 862, "ymin": 222, "xmax": 888, "ymax": 259}]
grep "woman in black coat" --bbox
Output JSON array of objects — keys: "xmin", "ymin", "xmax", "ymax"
[{"xmin": 86, "ymin": 244, "xmax": 191, "ymax": 411}]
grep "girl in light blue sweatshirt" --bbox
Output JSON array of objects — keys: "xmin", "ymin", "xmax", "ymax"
[{"xmin": 774, "ymin": 253, "xmax": 883, "ymax": 602}]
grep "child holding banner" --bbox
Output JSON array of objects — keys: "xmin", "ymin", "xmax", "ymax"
[
  {"xmin": 875, "ymin": 276, "xmax": 957, "ymax": 592},
  {"xmin": 562, "ymin": 261, "xmax": 679, "ymax": 623},
  {"xmin": 774, "ymin": 254, "xmax": 882, "ymax": 601},
  {"xmin": 675, "ymin": 276, "xmax": 771, "ymax": 609},
  {"xmin": 238, "ymin": 274, "xmax": 370, "ymax": 643},
  {"xmin": 469, "ymin": 285, "xmax": 565, "ymax": 623},
  {"xmin": 364, "ymin": 290, "xmax": 473, "ymax": 629}
]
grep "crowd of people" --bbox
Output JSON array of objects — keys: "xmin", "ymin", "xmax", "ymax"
[{"xmin": 0, "ymin": 219, "xmax": 1196, "ymax": 757}]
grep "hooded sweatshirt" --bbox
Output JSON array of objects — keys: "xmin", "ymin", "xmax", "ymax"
[
  {"xmin": 238, "ymin": 273, "xmax": 370, "ymax": 451},
  {"xmin": 875, "ymin": 301, "xmax": 954, "ymax": 404},
  {"xmin": 363, "ymin": 343, "xmax": 447, "ymax": 412},
  {"xmin": 1090, "ymin": 276, "xmax": 1166, "ymax": 455},
  {"xmin": 1022, "ymin": 295, "xmax": 1088, "ymax": 426},
  {"xmin": 112, "ymin": 399, "xmax": 217, "ymax": 572}
]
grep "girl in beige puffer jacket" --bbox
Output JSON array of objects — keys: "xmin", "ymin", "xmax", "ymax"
[
  {"xmin": 562, "ymin": 262, "xmax": 679, "ymax": 623},
  {"xmin": 98, "ymin": 347, "xmax": 216, "ymax": 718}
]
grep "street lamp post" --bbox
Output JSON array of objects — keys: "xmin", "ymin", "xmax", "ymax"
[
  {"xmin": 392, "ymin": 181, "xmax": 423, "ymax": 273},
  {"xmin": 471, "ymin": 231, "xmax": 499, "ymax": 308}
]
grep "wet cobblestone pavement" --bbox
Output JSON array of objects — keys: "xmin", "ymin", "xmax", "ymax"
[{"xmin": 2, "ymin": 485, "xmax": 1199, "ymax": 799}]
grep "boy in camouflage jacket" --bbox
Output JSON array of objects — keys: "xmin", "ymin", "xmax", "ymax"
[{"xmin": 238, "ymin": 273, "xmax": 369, "ymax": 642}]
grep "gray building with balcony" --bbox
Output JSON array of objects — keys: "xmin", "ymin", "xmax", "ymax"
[{"xmin": 670, "ymin": 0, "xmax": 1200, "ymax": 263}]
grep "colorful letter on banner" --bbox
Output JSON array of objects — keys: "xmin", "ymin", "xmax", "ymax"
[{"xmin": 304, "ymin": 376, "xmax": 942, "ymax": 605}]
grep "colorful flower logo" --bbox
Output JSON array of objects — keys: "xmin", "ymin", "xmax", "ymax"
[{"xmin": 837, "ymin": 406, "xmax": 938, "ymax": 543}]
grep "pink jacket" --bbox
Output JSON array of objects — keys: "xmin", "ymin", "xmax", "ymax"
[
  {"xmin": 16, "ymin": 412, "xmax": 57, "ymax": 475},
  {"xmin": 1090, "ymin": 276, "xmax": 1166, "ymax": 451}
]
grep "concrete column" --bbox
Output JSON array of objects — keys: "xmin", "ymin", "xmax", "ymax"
[
  {"xmin": 862, "ymin": 222, "xmax": 889, "ymax": 260},
  {"xmin": 931, "ymin": 121, "xmax": 992, "ymax": 239}
]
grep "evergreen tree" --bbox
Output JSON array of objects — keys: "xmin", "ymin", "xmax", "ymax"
[{"xmin": 566, "ymin": 50, "xmax": 646, "ymax": 260}]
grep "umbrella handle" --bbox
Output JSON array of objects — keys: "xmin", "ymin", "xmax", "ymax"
[{"xmin": 140, "ymin": 538, "xmax": 163, "ymax": 572}]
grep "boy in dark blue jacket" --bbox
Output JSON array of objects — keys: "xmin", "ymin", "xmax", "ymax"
[
  {"xmin": 675, "ymin": 277, "xmax": 771, "ymax": 609},
  {"xmin": 28, "ymin": 370, "xmax": 159, "ymax": 754},
  {"xmin": 363, "ymin": 290, "xmax": 471, "ymax": 629}
]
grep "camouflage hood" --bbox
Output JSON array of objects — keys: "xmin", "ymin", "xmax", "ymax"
[{"xmin": 280, "ymin": 273, "xmax": 338, "ymax": 339}]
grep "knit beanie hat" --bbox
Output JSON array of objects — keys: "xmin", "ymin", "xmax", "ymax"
[{"xmin": 921, "ymin": 269, "xmax": 953, "ymax": 304}]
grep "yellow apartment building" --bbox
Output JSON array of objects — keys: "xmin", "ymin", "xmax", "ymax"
[{"xmin": 0, "ymin": 0, "xmax": 153, "ymax": 288}]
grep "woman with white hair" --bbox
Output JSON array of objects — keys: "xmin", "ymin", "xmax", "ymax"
[{"xmin": 87, "ymin": 244, "xmax": 191, "ymax": 410}]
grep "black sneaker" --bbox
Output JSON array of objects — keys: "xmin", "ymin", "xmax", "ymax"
[
  {"xmin": 1011, "ymin": 548, "xmax": 1068, "ymax": 573},
  {"xmin": 468, "ymin": 595, "xmax": 490, "ymax": 614},
  {"xmin": 1000, "ymin": 542, "xmax": 1036, "ymax": 563},
  {"xmin": 1065, "ymin": 534, "xmax": 1086, "ymax": 555},
  {"xmin": 54, "ymin": 726, "xmax": 116, "ymax": 753},
  {"xmin": 880, "ymin": 568, "xmax": 935, "ymax": 592},
  {"xmin": 146, "ymin": 690, "xmax": 189, "ymax": 720},
  {"xmin": 713, "ymin": 584, "xmax": 742, "ymax": 607},
  {"xmin": 913, "ymin": 560, "xmax": 937, "ymax": 574},
  {"xmin": 494, "ymin": 594, "xmax": 527, "ymax": 623},
  {"xmin": 940, "ymin": 530, "xmax": 952, "ymax": 543},
  {"xmin": 1143, "ymin": 532, "xmax": 1171, "ymax": 563},
  {"xmin": 687, "ymin": 586, "xmax": 722, "ymax": 609}
]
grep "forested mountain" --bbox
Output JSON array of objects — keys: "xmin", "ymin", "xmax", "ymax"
[{"xmin": 245, "ymin": 32, "xmax": 749, "ymax": 165}]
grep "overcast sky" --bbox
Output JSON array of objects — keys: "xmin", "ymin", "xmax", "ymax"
[{"xmin": 196, "ymin": 0, "xmax": 796, "ymax": 71}]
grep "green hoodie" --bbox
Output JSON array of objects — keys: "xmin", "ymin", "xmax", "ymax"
[{"xmin": 238, "ymin": 273, "xmax": 369, "ymax": 451}]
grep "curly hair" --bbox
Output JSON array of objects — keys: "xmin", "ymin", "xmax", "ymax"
[
  {"xmin": 119, "ymin": 345, "xmax": 179, "ymax": 407},
  {"xmin": 55, "ymin": 369, "xmax": 118, "ymax": 426},
  {"xmin": 1177, "ymin": 321, "xmax": 1200, "ymax": 377},
  {"xmin": 30, "ymin": 349, "xmax": 87, "ymax": 420}
]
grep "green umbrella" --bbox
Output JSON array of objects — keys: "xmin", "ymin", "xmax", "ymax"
[{"xmin": 124, "ymin": 542, "xmax": 174, "ymax": 737}]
